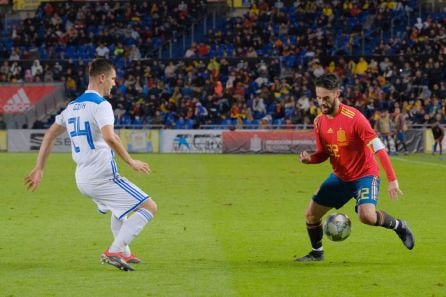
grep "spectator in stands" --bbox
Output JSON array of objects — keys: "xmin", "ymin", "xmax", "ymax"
[
  {"xmin": 432, "ymin": 115, "xmax": 444, "ymax": 155},
  {"xmin": 375, "ymin": 110, "xmax": 393, "ymax": 152},
  {"xmin": 31, "ymin": 59, "xmax": 43, "ymax": 79},
  {"xmin": 9, "ymin": 61, "xmax": 22, "ymax": 81},
  {"xmin": 355, "ymin": 57, "xmax": 369, "ymax": 75},
  {"xmin": 0, "ymin": 61, "xmax": 9, "ymax": 82},
  {"xmin": 43, "ymin": 64, "xmax": 54, "ymax": 82},
  {"xmin": 65, "ymin": 75, "xmax": 78, "ymax": 98},
  {"xmin": 164, "ymin": 61, "xmax": 177, "ymax": 85},
  {"xmin": 8, "ymin": 47, "xmax": 21, "ymax": 61},
  {"xmin": 96, "ymin": 43, "xmax": 110, "ymax": 59},
  {"xmin": 128, "ymin": 45, "xmax": 142, "ymax": 61},
  {"xmin": 393, "ymin": 107, "xmax": 409, "ymax": 154},
  {"xmin": 197, "ymin": 43, "xmax": 210, "ymax": 57},
  {"xmin": 184, "ymin": 43, "xmax": 197, "ymax": 58},
  {"xmin": 53, "ymin": 62, "xmax": 63, "ymax": 78}
]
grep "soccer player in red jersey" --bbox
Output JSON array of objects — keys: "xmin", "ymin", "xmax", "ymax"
[{"xmin": 296, "ymin": 74, "xmax": 414, "ymax": 262}]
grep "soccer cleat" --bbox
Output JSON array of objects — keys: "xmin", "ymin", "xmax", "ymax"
[
  {"xmin": 395, "ymin": 220, "xmax": 415, "ymax": 250},
  {"xmin": 295, "ymin": 250, "xmax": 324, "ymax": 262},
  {"xmin": 124, "ymin": 253, "xmax": 143, "ymax": 264},
  {"xmin": 100, "ymin": 250, "xmax": 135, "ymax": 271}
]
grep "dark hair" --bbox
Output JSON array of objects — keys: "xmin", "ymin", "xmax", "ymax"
[
  {"xmin": 89, "ymin": 59, "xmax": 115, "ymax": 77},
  {"xmin": 314, "ymin": 73, "xmax": 340, "ymax": 90}
]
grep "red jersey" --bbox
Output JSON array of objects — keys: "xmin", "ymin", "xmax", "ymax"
[{"xmin": 313, "ymin": 104, "xmax": 379, "ymax": 181}]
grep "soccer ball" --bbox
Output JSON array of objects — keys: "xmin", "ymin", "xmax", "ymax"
[{"xmin": 323, "ymin": 213, "xmax": 352, "ymax": 242}]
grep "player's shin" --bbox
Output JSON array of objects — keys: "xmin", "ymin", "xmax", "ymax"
[
  {"xmin": 109, "ymin": 208, "xmax": 154, "ymax": 253},
  {"xmin": 111, "ymin": 214, "xmax": 131, "ymax": 257},
  {"xmin": 376, "ymin": 210, "xmax": 415, "ymax": 250},
  {"xmin": 306, "ymin": 221, "xmax": 323, "ymax": 251},
  {"xmin": 375, "ymin": 210, "xmax": 399, "ymax": 230}
]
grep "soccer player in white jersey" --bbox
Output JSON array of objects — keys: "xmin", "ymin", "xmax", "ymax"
[{"xmin": 25, "ymin": 59, "xmax": 157, "ymax": 271}]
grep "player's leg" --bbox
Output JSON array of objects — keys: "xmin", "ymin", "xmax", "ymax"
[
  {"xmin": 357, "ymin": 203, "xmax": 414, "ymax": 250},
  {"xmin": 354, "ymin": 176, "xmax": 414, "ymax": 250},
  {"xmin": 295, "ymin": 200, "xmax": 331, "ymax": 262},
  {"xmin": 106, "ymin": 176, "xmax": 158, "ymax": 263},
  {"xmin": 109, "ymin": 198, "xmax": 157, "ymax": 264},
  {"xmin": 296, "ymin": 173, "xmax": 350, "ymax": 262},
  {"xmin": 77, "ymin": 182, "xmax": 135, "ymax": 271},
  {"xmin": 93, "ymin": 177, "xmax": 156, "ymax": 270},
  {"xmin": 110, "ymin": 214, "xmax": 133, "ymax": 258}
]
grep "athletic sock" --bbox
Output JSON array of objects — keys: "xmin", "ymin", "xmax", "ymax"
[
  {"xmin": 375, "ymin": 210, "xmax": 400, "ymax": 230},
  {"xmin": 110, "ymin": 215, "xmax": 131, "ymax": 257},
  {"xmin": 306, "ymin": 221, "xmax": 323, "ymax": 250},
  {"xmin": 109, "ymin": 208, "xmax": 153, "ymax": 253}
]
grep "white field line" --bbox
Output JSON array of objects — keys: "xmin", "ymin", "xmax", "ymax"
[{"xmin": 392, "ymin": 157, "xmax": 446, "ymax": 168}]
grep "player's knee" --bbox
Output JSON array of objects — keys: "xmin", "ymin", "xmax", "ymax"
[
  {"xmin": 358, "ymin": 212, "xmax": 376, "ymax": 225},
  {"xmin": 305, "ymin": 208, "xmax": 320, "ymax": 224},
  {"xmin": 141, "ymin": 198, "xmax": 158, "ymax": 215}
]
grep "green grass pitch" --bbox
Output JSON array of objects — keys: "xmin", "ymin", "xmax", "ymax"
[{"xmin": 0, "ymin": 152, "xmax": 445, "ymax": 297}]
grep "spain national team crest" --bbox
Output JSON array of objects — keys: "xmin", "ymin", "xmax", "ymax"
[{"xmin": 337, "ymin": 128, "xmax": 347, "ymax": 146}]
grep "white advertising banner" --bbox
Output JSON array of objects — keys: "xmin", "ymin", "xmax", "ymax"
[
  {"xmin": 8, "ymin": 129, "xmax": 72, "ymax": 152},
  {"xmin": 8, "ymin": 129, "xmax": 161, "ymax": 153},
  {"xmin": 160, "ymin": 130, "xmax": 223, "ymax": 153}
]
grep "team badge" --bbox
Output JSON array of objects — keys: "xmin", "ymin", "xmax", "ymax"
[{"xmin": 337, "ymin": 128, "xmax": 347, "ymax": 145}]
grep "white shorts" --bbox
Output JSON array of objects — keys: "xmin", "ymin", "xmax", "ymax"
[{"xmin": 77, "ymin": 176, "xmax": 150, "ymax": 220}]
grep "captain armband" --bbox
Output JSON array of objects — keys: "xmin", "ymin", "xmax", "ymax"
[{"xmin": 370, "ymin": 137, "xmax": 385, "ymax": 153}]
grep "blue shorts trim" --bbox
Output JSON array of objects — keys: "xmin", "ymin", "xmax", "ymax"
[
  {"xmin": 312, "ymin": 173, "xmax": 380, "ymax": 209},
  {"xmin": 119, "ymin": 196, "xmax": 151, "ymax": 220},
  {"xmin": 113, "ymin": 178, "xmax": 146, "ymax": 201}
]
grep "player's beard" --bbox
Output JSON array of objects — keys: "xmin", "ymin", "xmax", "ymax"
[{"xmin": 321, "ymin": 100, "xmax": 337, "ymax": 115}]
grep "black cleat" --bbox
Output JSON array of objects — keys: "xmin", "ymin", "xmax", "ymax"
[
  {"xmin": 101, "ymin": 250, "xmax": 135, "ymax": 271},
  {"xmin": 295, "ymin": 250, "xmax": 324, "ymax": 262},
  {"xmin": 395, "ymin": 220, "xmax": 415, "ymax": 250}
]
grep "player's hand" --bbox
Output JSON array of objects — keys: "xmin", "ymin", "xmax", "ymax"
[
  {"xmin": 299, "ymin": 151, "xmax": 311, "ymax": 164},
  {"xmin": 129, "ymin": 159, "xmax": 151, "ymax": 175},
  {"xmin": 24, "ymin": 168, "xmax": 43, "ymax": 192},
  {"xmin": 388, "ymin": 179, "xmax": 403, "ymax": 200}
]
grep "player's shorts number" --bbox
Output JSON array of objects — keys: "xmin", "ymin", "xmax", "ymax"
[
  {"xmin": 357, "ymin": 187, "xmax": 370, "ymax": 202},
  {"xmin": 68, "ymin": 117, "xmax": 95, "ymax": 153}
]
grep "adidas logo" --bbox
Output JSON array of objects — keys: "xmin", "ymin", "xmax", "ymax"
[{"xmin": 2, "ymin": 88, "xmax": 31, "ymax": 113}]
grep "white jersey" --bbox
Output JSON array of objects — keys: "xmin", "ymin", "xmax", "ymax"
[{"xmin": 55, "ymin": 90, "xmax": 119, "ymax": 183}]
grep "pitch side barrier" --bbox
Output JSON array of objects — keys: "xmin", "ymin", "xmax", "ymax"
[{"xmin": 5, "ymin": 128, "xmax": 427, "ymax": 153}]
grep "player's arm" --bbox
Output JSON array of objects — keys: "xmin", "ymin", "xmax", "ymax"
[
  {"xmin": 25, "ymin": 123, "xmax": 66, "ymax": 191},
  {"xmin": 299, "ymin": 149, "xmax": 329, "ymax": 164},
  {"xmin": 101, "ymin": 125, "xmax": 151, "ymax": 174},
  {"xmin": 300, "ymin": 117, "xmax": 329, "ymax": 164},
  {"xmin": 370, "ymin": 137, "xmax": 402, "ymax": 200}
]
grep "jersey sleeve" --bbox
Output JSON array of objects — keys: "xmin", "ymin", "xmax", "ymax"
[
  {"xmin": 354, "ymin": 112, "xmax": 377, "ymax": 145},
  {"xmin": 310, "ymin": 115, "xmax": 330, "ymax": 163},
  {"xmin": 55, "ymin": 111, "xmax": 66, "ymax": 127},
  {"xmin": 95, "ymin": 101, "xmax": 115, "ymax": 129}
]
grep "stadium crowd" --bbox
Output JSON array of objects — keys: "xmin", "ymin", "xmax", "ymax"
[
  {"xmin": 0, "ymin": 0, "xmax": 445, "ymax": 131},
  {"xmin": 0, "ymin": 0, "xmax": 207, "ymax": 61}
]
